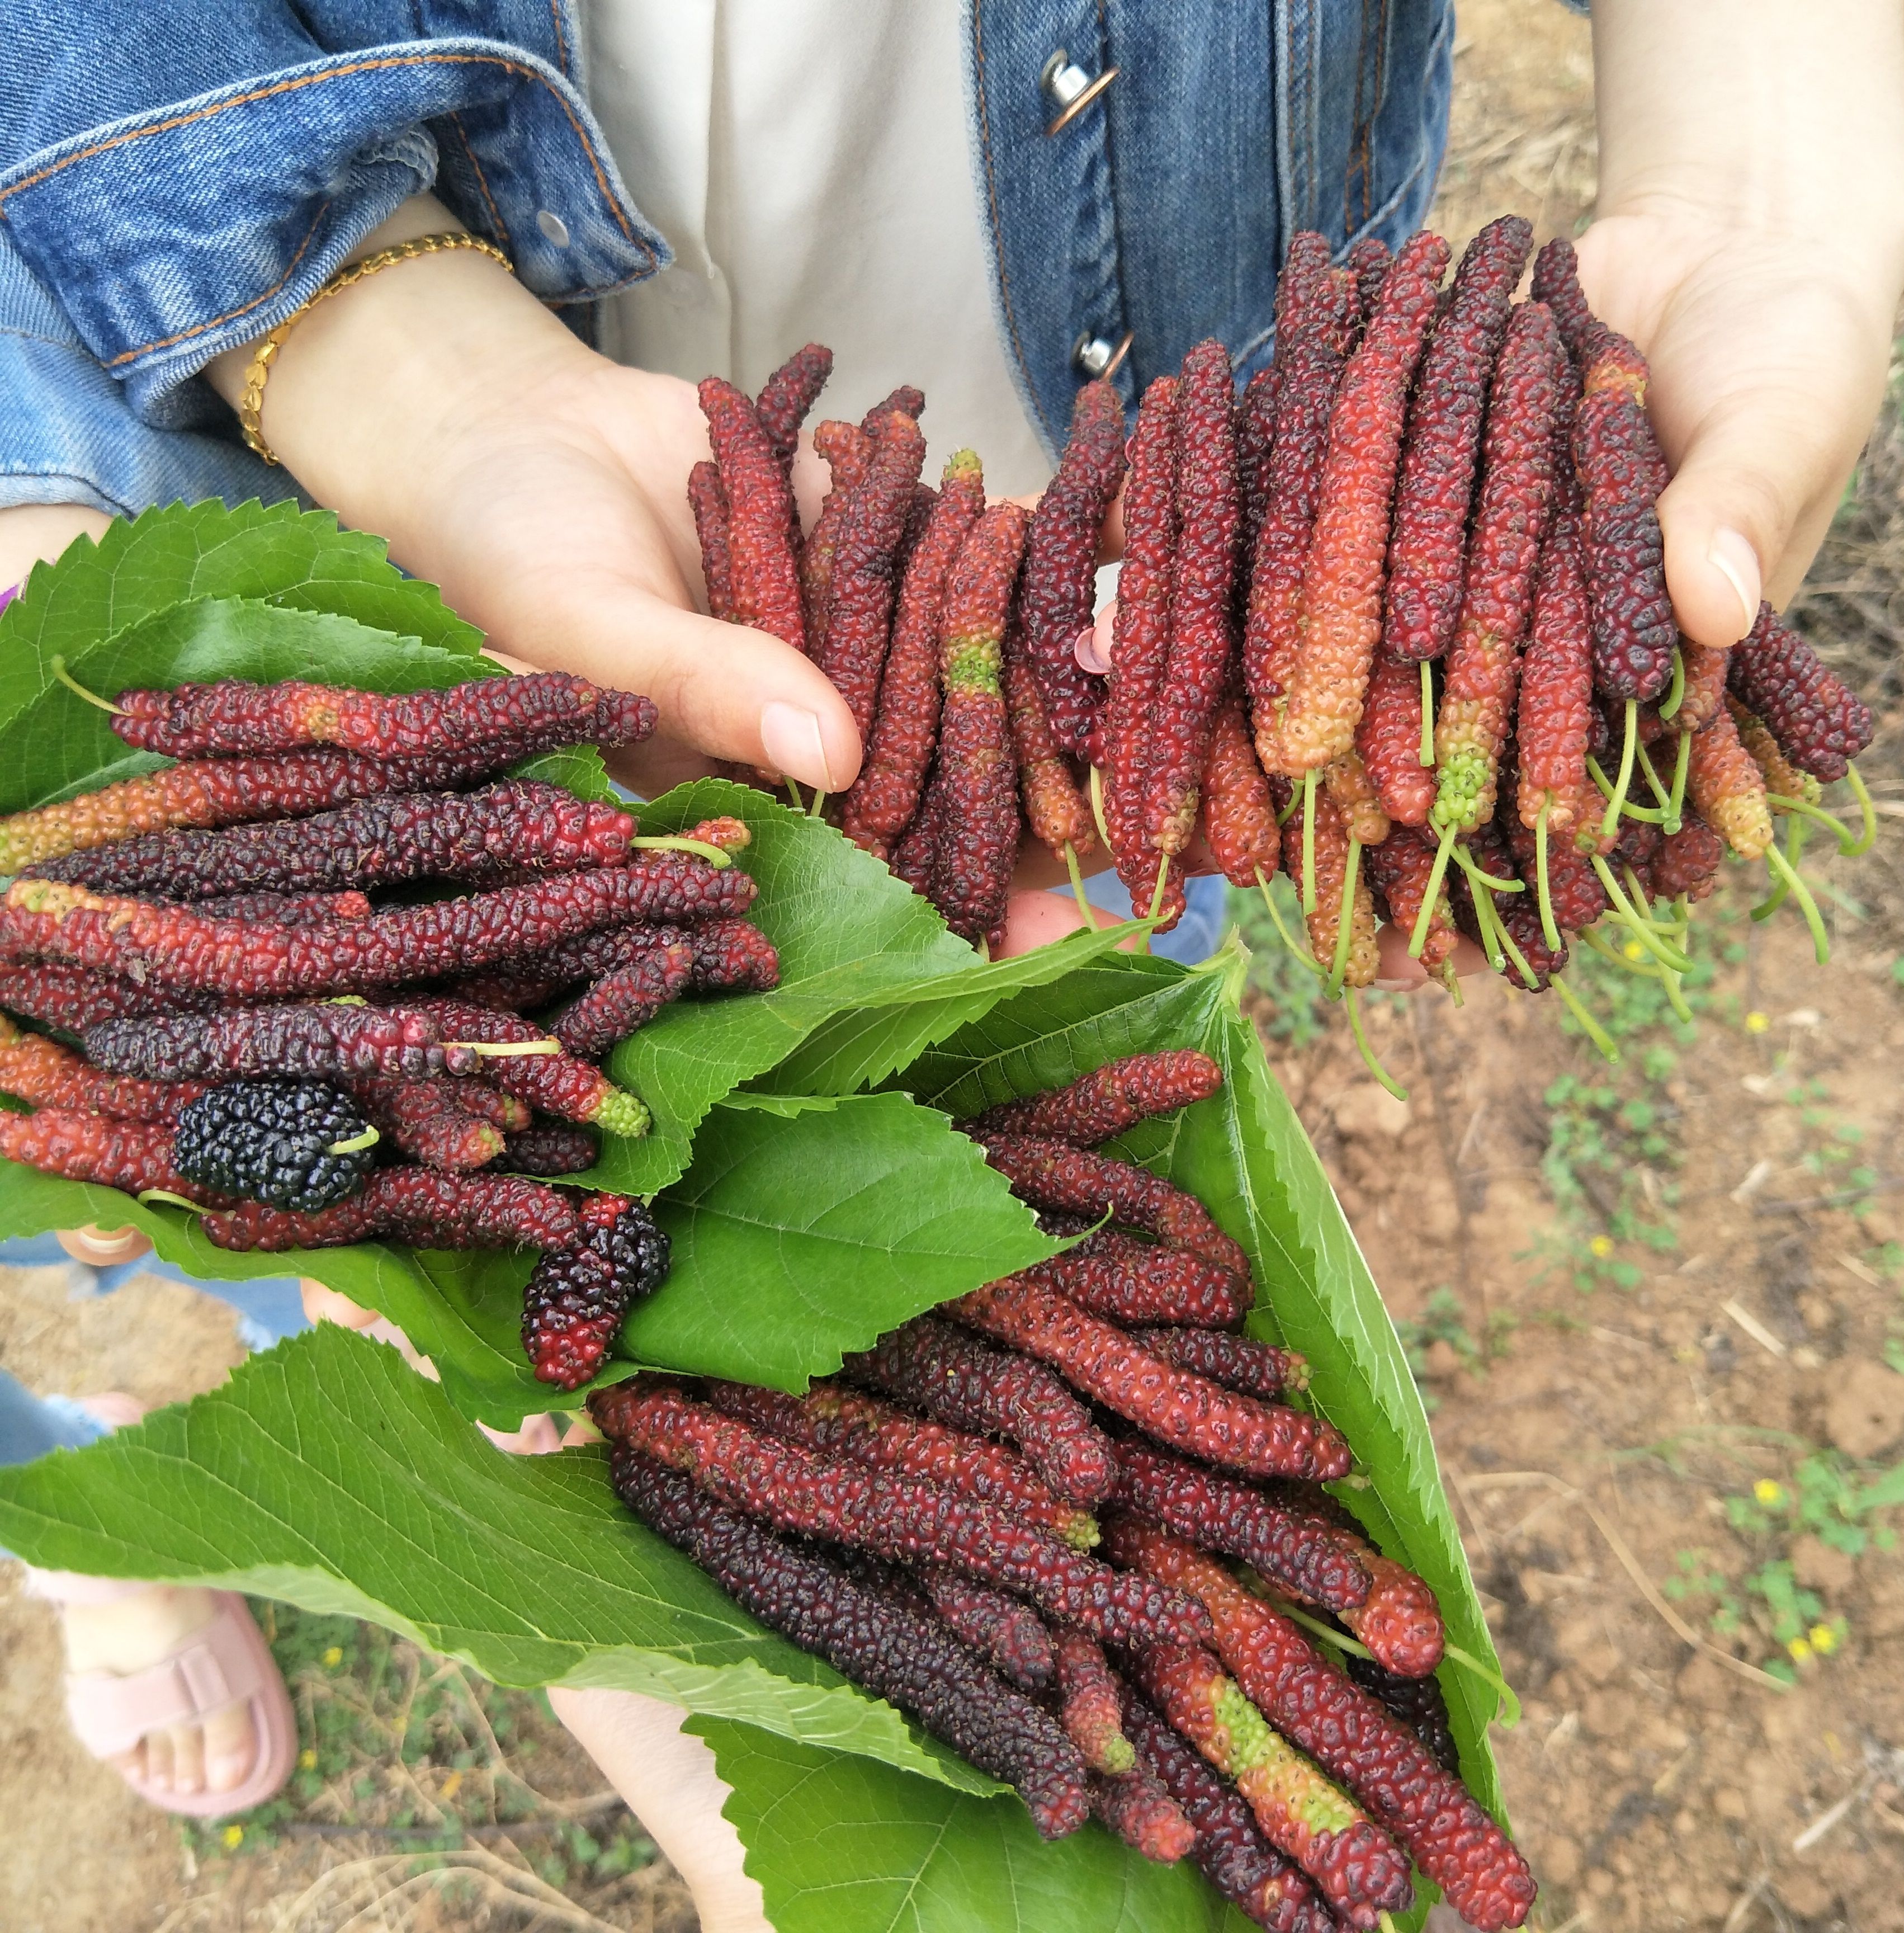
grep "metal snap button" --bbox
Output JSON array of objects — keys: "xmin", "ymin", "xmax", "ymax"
[
  {"xmin": 537, "ymin": 210, "xmax": 571, "ymax": 246},
  {"xmin": 1040, "ymin": 50, "xmax": 1118, "ymax": 136},
  {"xmin": 1071, "ymin": 331, "xmax": 1133, "ymax": 381}
]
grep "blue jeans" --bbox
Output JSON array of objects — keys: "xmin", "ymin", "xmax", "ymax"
[
  {"xmin": 0, "ymin": 1234, "xmax": 310, "ymax": 1472},
  {"xmin": 1084, "ymin": 868, "xmax": 1229, "ymax": 965}
]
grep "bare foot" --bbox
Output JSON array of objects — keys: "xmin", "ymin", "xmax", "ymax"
[{"xmin": 60, "ymin": 1586, "xmax": 259, "ymax": 1797}]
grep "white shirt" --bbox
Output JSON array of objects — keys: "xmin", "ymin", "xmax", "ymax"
[{"xmin": 580, "ymin": 1, "xmax": 1054, "ymax": 497}]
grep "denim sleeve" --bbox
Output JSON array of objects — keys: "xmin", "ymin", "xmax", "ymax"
[
  {"xmin": 0, "ymin": 221, "xmax": 296, "ymax": 518},
  {"xmin": 0, "ymin": 4, "xmax": 668, "ymax": 432}
]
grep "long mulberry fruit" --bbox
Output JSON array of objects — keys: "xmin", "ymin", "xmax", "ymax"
[
  {"xmin": 1053, "ymin": 1627, "xmax": 1135, "ymax": 1773},
  {"xmin": 1728, "ymin": 602, "xmax": 1874, "ymax": 782},
  {"xmin": 1355, "ymin": 650, "xmax": 1435, "ymax": 827},
  {"xmin": 814, "ymin": 408, "xmax": 928, "ymax": 741},
  {"xmin": 107, "ymin": 672, "xmax": 622, "ymax": 762},
  {"xmin": 0, "ymin": 1015, "xmax": 204, "ymax": 1124},
  {"xmin": 953, "ymin": 1275, "xmax": 1352, "ymax": 1481},
  {"xmin": 1090, "ymin": 1766, "xmax": 1197, "ymax": 1864},
  {"xmin": 1023, "ymin": 1230, "xmax": 1253, "ymax": 1328},
  {"xmin": 911, "ymin": 1562, "xmax": 1057, "ymax": 1688},
  {"xmin": 350, "ymin": 1077, "xmax": 505, "ymax": 1171},
  {"xmin": 1200, "ymin": 696, "xmax": 1283, "ymax": 888},
  {"xmin": 1246, "ymin": 246, "xmax": 1358, "ymax": 766},
  {"xmin": 930, "ymin": 502, "xmax": 1029, "ymax": 945},
  {"xmin": 201, "ymin": 1166, "xmax": 583, "ymax": 1253},
  {"xmin": 1113, "ymin": 1517, "xmax": 1534, "ymax": 1930},
  {"xmin": 0, "ymin": 1109, "xmax": 233, "ymax": 1206},
  {"xmin": 401, "ymin": 999, "xmax": 650, "ymax": 1136},
  {"xmin": 1278, "ymin": 232, "xmax": 1449, "ymax": 777},
  {"xmin": 840, "ymin": 450, "xmax": 985, "ymax": 855},
  {"xmin": 0, "ymin": 861, "xmax": 754, "ymax": 1003},
  {"xmin": 1144, "ymin": 340, "xmax": 1243, "ymax": 859},
  {"xmin": 1686, "ymin": 705, "xmax": 1773, "ymax": 860},
  {"xmin": 754, "ymin": 343, "xmax": 833, "ymax": 476},
  {"xmin": 1132, "ymin": 1638, "xmax": 1412, "ymax": 1929},
  {"xmin": 845, "ymin": 1314, "xmax": 1118, "ymax": 1508},
  {"xmin": 1113, "ymin": 1441, "xmax": 1370, "ymax": 1613},
  {"xmin": 1430, "ymin": 300, "xmax": 1567, "ymax": 836},
  {"xmin": 1382, "ymin": 215, "xmax": 1534, "ymax": 663},
  {"xmin": 1022, "ymin": 378, "xmax": 1126, "ymax": 757},
  {"xmin": 1121, "ymin": 1684, "xmax": 1333, "ymax": 1932},
  {"xmin": 1103, "ymin": 376, "xmax": 1182, "ymax": 908},
  {"xmin": 970, "ymin": 1050, "xmax": 1223, "ymax": 1146},
  {"xmin": 700, "ymin": 378, "xmax": 807, "ymax": 654},
  {"xmin": 1003, "ymin": 616, "xmax": 1097, "ymax": 862},
  {"xmin": 971, "ymin": 1132, "xmax": 1250, "ymax": 1276},
  {"xmin": 612, "ymin": 1448, "xmax": 1090, "ymax": 1838},
  {"xmin": 549, "ymin": 940, "xmax": 694, "ymax": 1061},
  {"xmin": 1129, "ymin": 1328, "xmax": 1307, "ymax": 1401},
  {"xmin": 29, "ymin": 782, "xmax": 635, "ymax": 897},
  {"xmin": 702, "ymin": 1378, "xmax": 1099, "ymax": 1549},
  {"xmin": 588, "ymin": 1379, "xmax": 1212, "ymax": 1652},
  {"xmin": 82, "ymin": 1002, "xmax": 490, "ymax": 1082}
]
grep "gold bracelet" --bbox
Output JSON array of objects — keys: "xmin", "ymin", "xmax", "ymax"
[{"xmin": 236, "ymin": 230, "xmax": 513, "ymax": 466}]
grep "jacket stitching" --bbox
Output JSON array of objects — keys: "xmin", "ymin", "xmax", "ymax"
[
  {"xmin": 0, "ymin": 51, "xmax": 652, "ymax": 276},
  {"xmin": 97, "ymin": 208, "xmax": 329, "ymax": 365},
  {"xmin": 447, "ymin": 110, "xmax": 512, "ymax": 248},
  {"xmin": 969, "ymin": 3, "xmax": 1051, "ymax": 444},
  {"xmin": 548, "ymin": 1, "xmax": 570, "ymax": 74}
]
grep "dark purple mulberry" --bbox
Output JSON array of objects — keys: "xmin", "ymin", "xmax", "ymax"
[
  {"xmin": 521, "ymin": 1192, "xmax": 669, "ymax": 1388},
  {"xmin": 844, "ymin": 1313, "xmax": 1118, "ymax": 1509},
  {"xmin": 611, "ymin": 1448, "xmax": 1090, "ymax": 1839}
]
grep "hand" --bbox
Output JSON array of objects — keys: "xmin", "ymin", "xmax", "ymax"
[
  {"xmin": 1584, "ymin": 0, "xmax": 1904, "ymax": 647},
  {"xmin": 205, "ymin": 199, "xmax": 859, "ymax": 799},
  {"xmin": 545, "ymin": 1688, "xmax": 771, "ymax": 1933}
]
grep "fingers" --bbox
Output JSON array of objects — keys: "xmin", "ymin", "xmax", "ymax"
[
  {"xmin": 492, "ymin": 578, "xmax": 861, "ymax": 795},
  {"xmin": 1573, "ymin": 226, "xmax": 1887, "ymax": 641},
  {"xmin": 547, "ymin": 1689, "xmax": 772, "ymax": 1933},
  {"xmin": 1076, "ymin": 599, "xmax": 1115, "ymax": 675},
  {"xmin": 994, "ymin": 888, "xmax": 1125, "ymax": 959},
  {"xmin": 1373, "ymin": 925, "xmax": 1489, "ymax": 991},
  {"xmin": 57, "ymin": 1225, "xmax": 150, "ymax": 1267},
  {"xmin": 300, "ymin": 1279, "xmax": 381, "ymax": 1329}
]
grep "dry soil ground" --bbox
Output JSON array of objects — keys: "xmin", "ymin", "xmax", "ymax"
[{"xmin": 4, "ymin": 3, "xmax": 1903, "ymax": 1929}]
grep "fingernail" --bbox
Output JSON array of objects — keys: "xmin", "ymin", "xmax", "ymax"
[
  {"xmin": 1074, "ymin": 621, "xmax": 1112, "ymax": 676},
  {"xmin": 759, "ymin": 701, "xmax": 838, "ymax": 791},
  {"xmin": 1708, "ymin": 529, "xmax": 1763, "ymax": 639}
]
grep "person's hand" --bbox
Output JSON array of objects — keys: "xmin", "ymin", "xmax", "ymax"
[
  {"xmin": 205, "ymin": 199, "xmax": 859, "ymax": 801},
  {"xmin": 1584, "ymin": 0, "xmax": 1904, "ymax": 648}
]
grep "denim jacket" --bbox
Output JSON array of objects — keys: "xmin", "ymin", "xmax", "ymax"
[{"xmin": 0, "ymin": 1, "xmax": 1454, "ymax": 520}]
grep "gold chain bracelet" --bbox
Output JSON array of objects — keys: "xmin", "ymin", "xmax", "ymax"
[{"xmin": 237, "ymin": 230, "xmax": 513, "ymax": 466}]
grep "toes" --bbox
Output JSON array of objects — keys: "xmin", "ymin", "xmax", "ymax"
[
  {"xmin": 169, "ymin": 1720, "xmax": 206, "ymax": 1796},
  {"xmin": 202, "ymin": 1701, "xmax": 257, "ymax": 1793},
  {"xmin": 144, "ymin": 1725, "xmax": 174, "ymax": 1793}
]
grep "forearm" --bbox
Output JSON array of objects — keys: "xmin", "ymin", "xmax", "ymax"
[
  {"xmin": 1593, "ymin": 0, "xmax": 1904, "ymax": 253},
  {"xmin": 0, "ymin": 504, "xmax": 114, "ymax": 598},
  {"xmin": 203, "ymin": 195, "xmax": 600, "ymax": 576}
]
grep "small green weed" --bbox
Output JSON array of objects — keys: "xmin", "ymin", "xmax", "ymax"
[
  {"xmin": 1230, "ymin": 879, "xmax": 1334, "ymax": 1049},
  {"xmin": 1658, "ymin": 1450, "xmax": 1898, "ymax": 1682}
]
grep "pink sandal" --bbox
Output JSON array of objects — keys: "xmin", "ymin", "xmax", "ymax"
[{"xmin": 27, "ymin": 1571, "xmax": 299, "ymax": 1818}]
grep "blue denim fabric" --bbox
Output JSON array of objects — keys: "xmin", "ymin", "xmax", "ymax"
[
  {"xmin": 0, "ymin": 1366, "xmax": 106, "ymax": 1465},
  {"xmin": 1084, "ymin": 869, "xmax": 1230, "ymax": 966},
  {"xmin": 966, "ymin": 0, "xmax": 1454, "ymax": 449},
  {"xmin": 2, "ymin": 1, "xmax": 1459, "ymax": 512}
]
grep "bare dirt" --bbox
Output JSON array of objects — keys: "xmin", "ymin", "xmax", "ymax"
[{"xmin": 4, "ymin": 3, "xmax": 1902, "ymax": 1928}]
